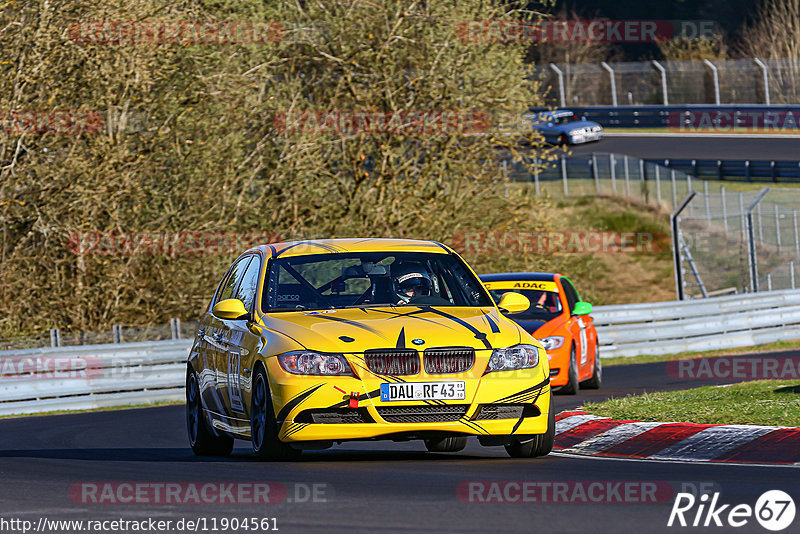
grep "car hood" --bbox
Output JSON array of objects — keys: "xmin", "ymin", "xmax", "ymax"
[
  {"xmin": 261, "ymin": 306, "xmax": 524, "ymax": 353},
  {"xmin": 563, "ymin": 120, "xmax": 601, "ymax": 132},
  {"xmin": 512, "ymin": 318, "xmax": 548, "ymax": 335}
]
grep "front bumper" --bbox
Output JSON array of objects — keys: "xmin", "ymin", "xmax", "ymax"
[
  {"xmin": 544, "ymin": 343, "xmax": 572, "ymax": 387},
  {"xmin": 266, "ymin": 358, "xmax": 551, "ymax": 442},
  {"xmin": 571, "ymin": 131, "xmax": 603, "ymax": 144}
]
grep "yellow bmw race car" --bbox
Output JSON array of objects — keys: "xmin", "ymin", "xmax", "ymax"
[{"xmin": 186, "ymin": 238, "xmax": 553, "ymax": 460}]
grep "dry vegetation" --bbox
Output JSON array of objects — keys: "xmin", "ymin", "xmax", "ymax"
[{"xmin": 0, "ymin": 0, "xmax": 571, "ymax": 337}]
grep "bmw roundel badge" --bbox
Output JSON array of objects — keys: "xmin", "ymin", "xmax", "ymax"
[{"xmin": 411, "ymin": 338, "xmax": 425, "ymax": 345}]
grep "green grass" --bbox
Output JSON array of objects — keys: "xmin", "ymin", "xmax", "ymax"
[
  {"xmin": 603, "ymin": 338, "xmax": 800, "ymax": 367},
  {"xmin": 579, "ymin": 380, "xmax": 800, "ymax": 427},
  {"xmin": 0, "ymin": 400, "xmax": 182, "ymax": 419}
]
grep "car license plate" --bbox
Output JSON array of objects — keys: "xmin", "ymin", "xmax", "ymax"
[{"xmin": 380, "ymin": 381, "xmax": 466, "ymax": 402}]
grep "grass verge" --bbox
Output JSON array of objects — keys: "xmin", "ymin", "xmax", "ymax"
[
  {"xmin": 602, "ymin": 338, "xmax": 800, "ymax": 367},
  {"xmin": 579, "ymin": 380, "xmax": 800, "ymax": 427}
]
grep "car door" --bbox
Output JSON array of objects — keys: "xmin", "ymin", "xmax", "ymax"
[
  {"xmin": 207, "ymin": 255, "xmax": 253, "ymax": 415},
  {"xmin": 218, "ymin": 254, "xmax": 264, "ymax": 420},
  {"xmin": 560, "ymin": 277, "xmax": 588, "ymax": 372}
]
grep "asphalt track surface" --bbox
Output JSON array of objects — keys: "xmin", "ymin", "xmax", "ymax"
[
  {"xmin": 1, "ymin": 358, "xmax": 798, "ymax": 533},
  {"xmin": 569, "ymin": 134, "xmax": 800, "ymax": 160}
]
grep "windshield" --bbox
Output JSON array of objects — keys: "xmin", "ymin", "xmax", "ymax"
[
  {"xmin": 263, "ymin": 251, "xmax": 493, "ymax": 311},
  {"xmin": 487, "ymin": 287, "xmax": 563, "ymax": 321},
  {"xmin": 553, "ymin": 113, "xmax": 579, "ymax": 125}
]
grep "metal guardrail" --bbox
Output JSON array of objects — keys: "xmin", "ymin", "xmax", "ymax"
[
  {"xmin": 593, "ymin": 289, "xmax": 800, "ymax": 357},
  {"xmin": 0, "ymin": 339, "xmax": 191, "ymax": 416},
  {"xmin": 645, "ymin": 159, "xmax": 800, "ymax": 183},
  {"xmin": 529, "ymin": 104, "xmax": 800, "ymax": 129},
  {"xmin": 3, "ymin": 290, "xmax": 800, "ymax": 414}
]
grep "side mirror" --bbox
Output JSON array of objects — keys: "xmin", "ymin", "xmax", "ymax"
[
  {"xmin": 212, "ymin": 298, "xmax": 250, "ymax": 320},
  {"xmin": 573, "ymin": 301, "xmax": 592, "ymax": 316},
  {"xmin": 497, "ymin": 292, "xmax": 530, "ymax": 314}
]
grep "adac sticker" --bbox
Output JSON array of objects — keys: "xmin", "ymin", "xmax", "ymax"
[{"xmin": 484, "ymin": 281, "xmax": 558, "ymax": 292}]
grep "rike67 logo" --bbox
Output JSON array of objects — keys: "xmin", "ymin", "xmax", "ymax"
[{"xmin": 668, "ymin": 490, "xmax": 795, "ymax": 531}]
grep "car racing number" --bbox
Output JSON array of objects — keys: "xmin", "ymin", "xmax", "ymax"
[
  {"xmin": 227, "ymin": 349, "xmax": 244, "ymax": 413},
  {"xmin": 577, "ymin": 317, "xmax": 588, "ymax": 365}
]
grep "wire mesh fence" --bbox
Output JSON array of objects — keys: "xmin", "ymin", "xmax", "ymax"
[
  {"xmin": 675, "ymin": 188, "xmax": 800, "ymax": 298},
  {"xmin": 500, "ymin": 151, "xmax": 696, "ymax": 211},
  {"xmin": 533, "ymin": 58, "xmax": 800, "ymax": 106}
]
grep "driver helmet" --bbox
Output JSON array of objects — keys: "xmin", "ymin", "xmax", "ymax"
[{"xmin": 391, "ymin": 262, "xmax": 432, "ymax": 304}]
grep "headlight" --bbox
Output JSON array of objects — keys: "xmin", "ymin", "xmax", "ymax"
[
  {"xmin": 277, "ymin": 350, "xmax": 354, "ymax": 376},
  {"xmin": 486, "ymin": 344, "xmax": 540, "ymax": 373},
  {"xmin": 540, "ymin": 336, "xmax": 564, "ymax": 351}
]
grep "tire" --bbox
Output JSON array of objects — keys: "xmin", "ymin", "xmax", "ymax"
[
  {"xmin": 557, "ymin": 345, "xmax": 579, "ymax": 395},
  {"xmin": 559, "ymin": 133, "xmax": 570, "ymax": 146},
  {"xmin": 505, "ymin": 392, "xmax": 555, "ymax": 458},
  {"xmin": 251, "ymin": 366, "xmax": 302, "ymax": 461},
  {"xmin": 425, "ymin": 436, "xmax": 468, "ymax": 453},
  {"xmin": 186, "ymin": 368, "xmax": 234, "ymax": 456},
  {"xmin": 581, "ymin": 343, "xmax": 602, "ymax": 390}
]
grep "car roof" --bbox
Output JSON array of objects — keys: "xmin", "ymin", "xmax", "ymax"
[
  {"xmin": 479, "ymin": 272, "xmax": 559, "ymax": 283},
  {"xmin": 247, "ymin": 238, "xmax": 451, "ymax": 258}
]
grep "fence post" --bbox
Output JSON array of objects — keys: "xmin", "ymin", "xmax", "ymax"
[
  {"xmin": 561, "ymin": 157, "xmax": 568, "ymax": 197},
  {"xmin": 671, "ymin": 169, "xmax": 677, "ymax": 208},
  {"xmin": 651, "ymin": 60, "xmax": 668, "ymax": 105},
  {"xmin": 721, "ymin": 186, "xmax": 728, "ymax": 234},
  {"xmin": 655, "ymin": 165, "xmax": 662, "ymax": 205},
  {"xmin": 170, "ymin": 318, "xmax": 181, "ymax": 340},
  {"xmin": 592, "ymin": 153, "xmax": 600, "ymax": 194},
  {"xmin": 610, "ymin": 154, "xmax": 617, "ymax": 193},
  {"xmin": 672, "ymin": 191, "xmax": 698, "ymax": 300},
  {"xmin": 704, "ymin": 181, "xmax": 711, "ymax": 225},
  {"xmin": 549, "ymin": 63, "xmax": 566, "ymax": 108},
  {"xmin": 639, "ymin": 159, "xmax": 647, "ymax": 203},
  {"xmin": 533, "ymin": 157, "xmax": 540, "ymax": 195},
  {"xmin": 757, "ymin": 203, "xmax": 764, "ymax": 244},
  {"xmin": 624, "ymin": 155, "xmax": 630, "ymax": 197},
  {"xmin": 740, "ymin": 192, "xmax": 746, "ymax": 249},
  {"xmin": 794, "ymin": 210, "xmax": 799, "ymax": 258},
  {"xmin": 113, "ymin": 324, "xmax": 123, "ymax": 344},
  {"xmin": 49, "ymin": 328, "xmax": 61, "ymax": 348},
  {"xmin": 703, "ymin": 59, "xmax": 721, "ymax": 105},
  {"xmin": 767, "ymin": 273, "xmax": 773, "ymax": 291},
  {"xmin": 775, "ymin": 205, "xmax": 782, "ymax": 254},
  {"xmin": 792, "ymin": 261, "xmax": 796, "ymax": 289},
  {"xmin": 601, "ymin": 62, "xmax": 618, "ymax": 107},
  {"xmin": 746, "ymin": 189, "xmax": 771, "ymax": 292},
  {"xmin": 753, "ymin": 58, "xmax": 770, "ymax": 106}
]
